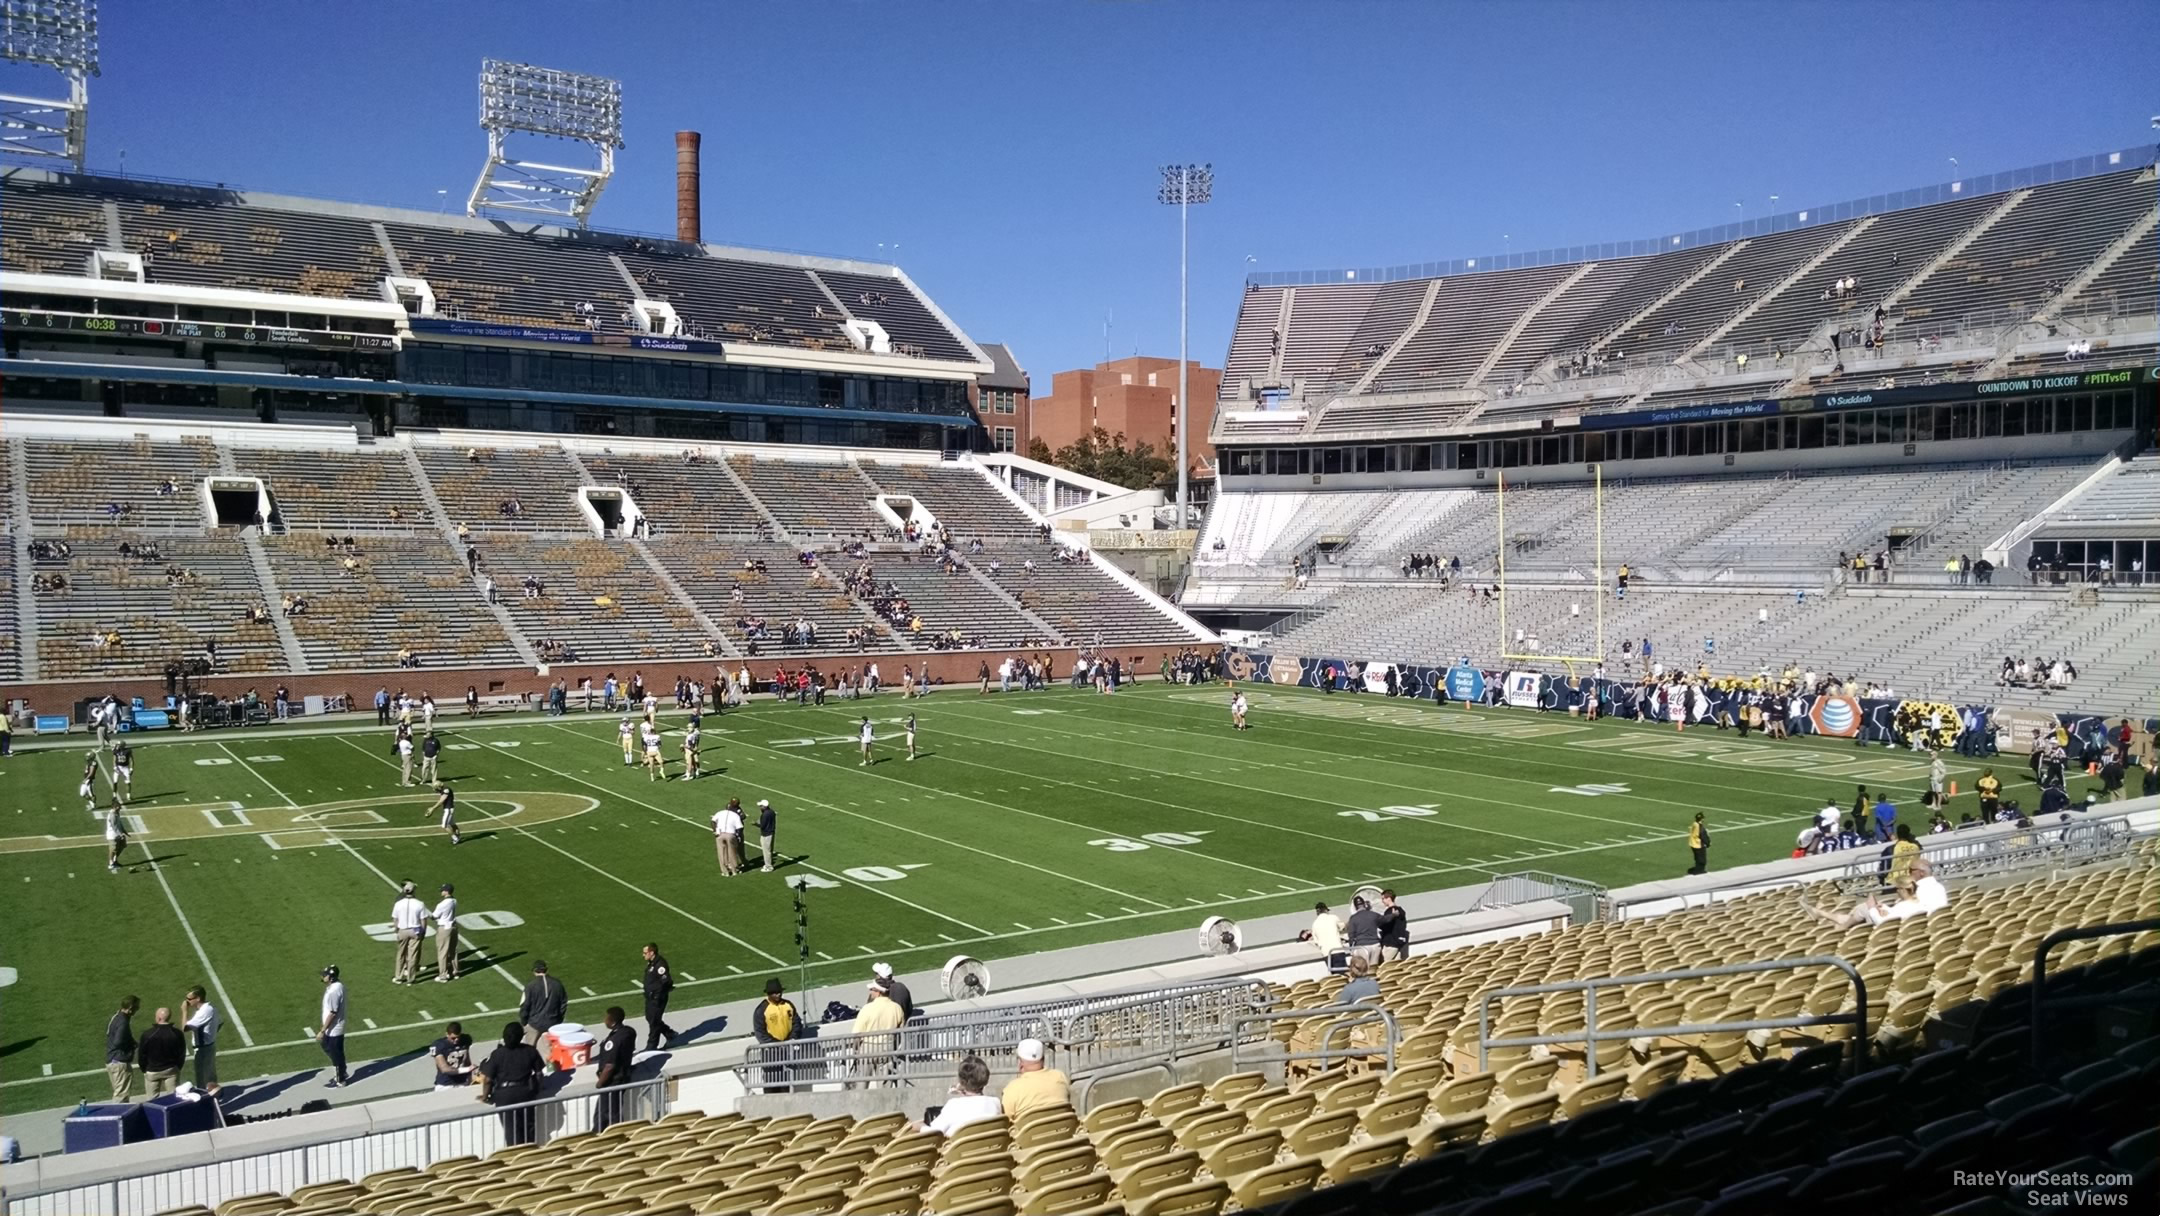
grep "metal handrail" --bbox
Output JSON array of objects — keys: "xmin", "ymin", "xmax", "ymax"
[
  {"xmin": 2, "ymin": 1076, "xmax": 667, "ymax": 1216},
  {"xmin": 738, "ymin": 980, "xmax": 1274, "ymax": 1092},
  {"xmin": 1831, "ymin": 815, "xmax": 2138, "ymax": 896},
  {"xmin": 1230, "ymin": 1005, "xmax": 1400, "ymax": 1075},
  {"xmin": 2029, "ymin": 916, "xmax": 2160, "ymax": 1069},
  {"xmin": 1476, "ymin": 955, "xmax": 1869, "ymax": 1077}
]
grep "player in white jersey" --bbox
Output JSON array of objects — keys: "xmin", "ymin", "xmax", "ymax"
[
  {"xmin": 105, "ymin": 801, "xmax": 128, "ymax": 873},
  {"xmin": 619, "ymin": 717, "xmax": 636, "ymax": 766},
  {"xmin": 681, "ymin": 726, "xmax": 702, "ymax": 781},
  {"xmin": 420, "ymin": 694, "xmax": 436, "ymax": 731},
  {"xmin": 396, "ymin": 726, "xmax": 415, "ymax": 785},
  {"xmin": 904, "ymin": 714, "xmax": 917, "ymax": 761},
  {"xmin": 859, "ymin": 716, "xmax": 876, "ymax": 766},
  {"xmin": 1231, "ymin": 693, "xmax": 1250, "ymax": 731},
  {"xmin": 642, "ymin": 723, "xmax": 666, "ymax": 781}
]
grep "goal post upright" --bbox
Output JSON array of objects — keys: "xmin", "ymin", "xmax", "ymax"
[{"xmin": 1495, "ymin": 464, "xmax": 1608, "ymax": 670}]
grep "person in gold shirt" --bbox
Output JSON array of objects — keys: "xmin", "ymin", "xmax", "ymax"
[
  {"xmin": 998, "ymin": 1038, "xmax": 1072, "ymax": 1123},
  {"xmin": 1976, "ymin": 769, "xmax": 2002, "ymax": 819},
  {"xmin": 848, "ymin": 981, "xmax": 906, "ymax": 1088}
]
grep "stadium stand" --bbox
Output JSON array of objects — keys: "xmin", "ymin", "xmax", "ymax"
[
  {"xmin": 576, "ymin": 451, "xmax": 768, "ymax": 537},
  {"xmin": 0, "ymin": 176, "xmax": 113, "ymax": 274},
  {"xmin": 235, "ymin": 447, "xmax": 428, "ymax": 531},
  {"xmin": 730, "ymin": 456, "xmax": 884, "ymax": 538},
  {"xmin": 1222, "ymin": 154, "xmax": 2156, "ymax": 422},
  {"xmin": 24, "ymin": 437, "xmax": 218, "ymax": 528},
  {"xmin": 645, "ymin": 538, "xmax": 897, "ymax": 657},
  {"xmin": 816, "ymin": 268, "xmax": 978, "ymax": 363},
  {"xmin": 0, "ymin": 426, "xmax": 1208, "ymax": 683},
  {"xmin": 115, "ymin": 191, "xmax": 388, "ymax": 300},
  {"xmin": 381, "ymin": 222, "xmax": 640, "ymax": 333},
  {"xmin": 33, "ymin": 534, "xmax": 285, "ymax": 679},
  {"xmin": 261, "ymin": 533, "xmax": 520, "ymax": 671},
  {"xmin": 86, "ymin": 850, "xmax": 2157, "ymax": 1216},
  {"xmin": 416, "ymin": 447, "xmax": 591, "ymax": 535},
  {"xmin": 612, "ymin": 250, "xmax": 846, "ymax": 351},
  {"xmin": 485, "ymin": 535, "xmax": 717, "ymax": 664}
]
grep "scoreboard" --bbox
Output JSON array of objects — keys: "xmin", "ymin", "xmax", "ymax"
[{"xmin": 7, "ymin": 310, "xmax": 396, "ymax": 351}]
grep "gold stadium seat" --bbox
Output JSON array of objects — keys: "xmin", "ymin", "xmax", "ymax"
[
  {"xmin": 1358, "ymin": 1090, "xmax": 1429, "ymax": 1137},
  {"xmin": 788, "ymin": 1163, "xmax": 866, "ymax": 1197},
  {"xmin": 1492, "ymin": 1057, "xmax": 1558, "ymax": 1102},
  {"xmin": 1080, "ymin": 1099, "xmax": 1146, "ymax": 1135},
  {"xmin": 1203, "ymin": 1072, "xmax": 1269, "ymax": 1105},
  {"xmin": 922, "ymin": 1166, "xmax": 1013, "ymax": 1213},
  {"xmin": 1012, "ymin": 1108, "xmax": 1079, "ymax": 1153},
  {"xmin": 852, "ymin": 1167, "xmax": 935, "ymax": 1207},
  {"xmin": 215, "ymin": 1202, "xmax": 291, "ymax": 1216},
  {"xmin": 703, "ymin": 1185, "xmax": 786, "ymax": 1215},
  {"xmin": 1013, "ymin": 1145, "xmax": 1098, "ymax": 1195},
  {"xmin": 1199, "ymin": 1129, "xmax": 1281, "ymax": 1181},
  {"xmin": 837, "ymin": 1190, "xmax": 921, "ymax": 1216},
  {"xmin": 1558, "ymin": 1072, "xmax": 1629, "ymax": 1118},
  {"xmin": 1320, "ymin": 1131, "xmax": 1409, "ymax": 1186},
  {"xmin": 1097, "ymin": 1125, "xmax": 1177, "ymax": 1172},
  {"xmin": 1485, "ymin": 1092, "xmax": 1560, "ymax": 1139},
  {"xmin": 1127, "ymin": 1178, "xmax": 1229, "ymax": 1216},
  {"xmin": 769, "ymin": 1187, "xmax": 850, "ymax": 1216},
  {"xmin": 1109, "ymin": 1148, "xmax": 1200, "ymax": 1201},
  {"xmin": 1428, "ymin": 1071, "xmax": 1495, "ymax": 1117},
  {"xmin": 1407, "ymin": 1112, "xmax": 1485, "ymax": 1160},
  {"xmin": 1144, "ymin": 1082, "xmax": 1207, "ymax": 1120},
  {"xmin": 1244, "ymin": 1091, "xmax": 1317, "ymax": 1132},
  {"xmin": 1280, "ymin": 1110, "xmax": 1357, "ymax": 1158},
  {"xmin": 1017, "ymin": 1171, "xmax": 1114, "ymax": 1215},
  {"xmin": 1226, "ymin": 1157, "xmax": 1324, "ymax": 1210}
]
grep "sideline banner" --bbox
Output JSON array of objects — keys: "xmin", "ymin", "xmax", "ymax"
[{"xmin": 1504, "ymin": 671, "xmax": 1542, "ymax": 709}]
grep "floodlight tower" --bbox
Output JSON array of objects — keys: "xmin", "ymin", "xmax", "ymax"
[
  {"xmin": 1158, "ymin": 163, "xmax": 1212, "ymax": 528},
  {"xmin": 467, "ymin": 59, "xmax": 623, "ymax": 228},
  {"xmin": 0, "ymin": 0, "xmax": 98, "ymax": 171}
]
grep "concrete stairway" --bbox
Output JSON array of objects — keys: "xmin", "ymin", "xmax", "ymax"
[{"xmin": 401, "ymin": 445, "xmax": 542, "ymax": 667}]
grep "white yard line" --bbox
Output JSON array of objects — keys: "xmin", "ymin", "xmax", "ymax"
[
  {"xmin": 541, "ymin": 722, "xmax": 1168, "ymax": 913},
  {"xmin": 328, "ymin": 735, "xmax": 790, "ymax": 969},
  {"xmin": 98, "ymin": 752, "xmax": 256, "ymax": 1046}
]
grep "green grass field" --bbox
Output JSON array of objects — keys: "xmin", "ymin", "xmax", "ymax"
[{"xmin": 0, "ymin": 679, "xmax": 1995, "ymax": 1114}]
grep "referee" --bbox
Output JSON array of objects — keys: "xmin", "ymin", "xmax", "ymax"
[{"xmin": 640, "ymin": 943, "xmax": 677, "ymax": 1051}]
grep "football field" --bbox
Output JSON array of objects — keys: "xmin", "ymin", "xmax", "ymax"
[{"xmin": 0, "ymin": 680, "xmax": 1982, "ymax": 1114}]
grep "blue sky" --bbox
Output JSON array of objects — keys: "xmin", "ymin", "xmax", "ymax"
[{"xmin": 51, "ymin": 0, "xmax": 2160, "ymax": 383}]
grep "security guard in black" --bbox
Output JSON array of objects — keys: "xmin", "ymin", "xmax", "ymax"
[{"xmin": 640, "ymin": 944, "xmax": 677, "ymax": 1051}]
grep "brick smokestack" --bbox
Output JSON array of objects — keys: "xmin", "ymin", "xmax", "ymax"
[{"xmin": 674, "ymin": 131, "xmax": 702, "ymax": 244}]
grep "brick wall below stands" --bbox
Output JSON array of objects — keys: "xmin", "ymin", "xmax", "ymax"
[{"xmin": 0, "ymin": 646, "xmax": 1199, "ymax": 722}]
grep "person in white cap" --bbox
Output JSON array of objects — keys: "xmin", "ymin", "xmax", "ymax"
[
  {"xmin": 870, "ymin": 962, "xmax": 914, "ymax": 1021},
  {"xmin": 391, "ymin": 881, "xmax": 429, "ymax": 984},
  {"xmin": 848, "ymin": 979, "xmax": 906, "ymax": 1086},
  {"xmin": 999, "ymin": 1037, "xmax": 1071, "ymax": 1121}
]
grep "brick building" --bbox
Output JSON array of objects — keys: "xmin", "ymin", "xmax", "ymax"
[
  {"xmin": 971, "ymin": 342, "xmax": 1030, "ymax": 453},
  {"xmin": 1029, "ymin": 355, "xmax": 1220, "ymax": 467}
]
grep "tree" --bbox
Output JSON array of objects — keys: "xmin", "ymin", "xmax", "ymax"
[
  {"xmin": 1048, "ymin": 427, "xmax": 1172, "ymax": 491},
  {"xmin": 1024, "ymin": 437, "xmax": 1054, "ymax": 465}
]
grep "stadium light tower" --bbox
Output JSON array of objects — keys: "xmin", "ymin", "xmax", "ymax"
[
  {"xmin": 467, "ymin": 59, "xmax": 623, "ymax": 228},
  {"xmin": 1158, "ymin": 163, "xmax": 1212, "ymax": 528},
  {"xmin": 0, "ymin": 0, "xmax": 98, "ymax": 171}
]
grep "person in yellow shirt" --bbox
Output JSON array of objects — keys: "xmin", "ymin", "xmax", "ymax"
[
  {"xmin": 1888, "ymin": 823, "xmax": 1922, "ymax": 890},
  {"xmin": 999, "ymin": 1038, "xmax": 1071, "ymax": 1122},
  {"xmin": 1976, "ymin": 768, "xmax": 2002, "ymax": 819},
  {"xmin": 848, "ymin": 981, "xmax": 906, "ymax": 1088}
]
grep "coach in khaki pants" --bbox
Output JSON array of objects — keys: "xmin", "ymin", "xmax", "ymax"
[
  {"xmin": 104, "ymin": 996, "xmax": 140, "ymax": 1102},
  {"xmin": 391, "ymin": 882, "xmax": 428, "ymax": 984},
  {"xmin": 432, "ymin": 884, "xmax": 461, "ymax": 982}
]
